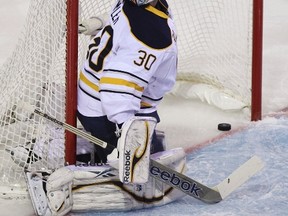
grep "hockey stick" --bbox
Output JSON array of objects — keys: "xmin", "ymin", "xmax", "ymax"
[
  {"xmin": 20, "ymin": 102, "xmax": 264, "ymax": 203},
  {"xmin": 151, "ymin": 155, "xmax": 264, "ymax": 203}
]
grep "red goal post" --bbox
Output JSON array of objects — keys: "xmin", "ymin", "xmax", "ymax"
[
  {"xmin": 65, "ymin": 0, "xmax": 79, "ymax": 165},
  {"xmin": 251, "ymin": 0, "xmax": 263, "ymax": 121}
]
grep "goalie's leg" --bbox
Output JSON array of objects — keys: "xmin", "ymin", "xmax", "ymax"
[
  {"xmin": 77, "ymin": 111, "xmax": 118, "ymax": 164},
  {"xmin": 151, "ymin": 130, "xmax": 167, "ymax": 153}
]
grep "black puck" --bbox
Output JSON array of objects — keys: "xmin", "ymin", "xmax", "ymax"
[{"xmin": 218, "ymin": 123, "xmax": 231, "ymax": 131}]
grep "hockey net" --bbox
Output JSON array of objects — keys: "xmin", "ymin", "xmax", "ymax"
[{"xmin": 0, "ymin": 0, "xmax": 262, "ymax": 197}]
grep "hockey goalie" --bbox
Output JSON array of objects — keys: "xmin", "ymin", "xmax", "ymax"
[{"xmin": 25, "ymin": 0, "xmax": 186, "ymax": 214}]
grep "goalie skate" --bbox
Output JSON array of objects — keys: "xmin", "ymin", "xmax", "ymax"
[{"xmin": 25, "ymin": 171, "xmax": 51, "ymax": 216}]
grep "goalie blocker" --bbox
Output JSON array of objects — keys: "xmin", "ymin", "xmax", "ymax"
[{"xmin": 118, "ymin": 116, "xmax": 157, "ymax": 184}]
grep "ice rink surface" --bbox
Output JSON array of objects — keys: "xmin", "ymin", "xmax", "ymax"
[
  {"xmin": 71, "ymin": 115, "xmax": 288, "ymax": 216},
  {"xmin": 1, "ymin": 0, "xmax": 288, "ymax": 216}
]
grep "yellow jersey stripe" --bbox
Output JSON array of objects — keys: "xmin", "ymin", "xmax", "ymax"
[
  {"xmin": 140, "ymin": 101, "xmax": 152, "ymax": 108},
  {"xmin": 80, "ymin": 71, "xmax": 99, "ymax": 92},
  {"xmin": 145, "ymin": 5, "xmax": 168, "ymax": 19},
  {"xmin": 100, "ymin": 77, "xmax": 144, "ymax": 92}
]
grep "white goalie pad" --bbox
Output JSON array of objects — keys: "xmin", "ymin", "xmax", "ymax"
[
  {"xmin": 26, "ymin": 167, "xmax": 74, "ymax": 216},
  {"xmin": 71, "ymin": 147, "xmax": 187, "ymax": 212},
  {"xmin": 118, "ymin": 116, "xmax": 157, "ymax": 184},
  {"xmin": 25, "ymin": 148, "xmax": 186, "ymax": 214}
]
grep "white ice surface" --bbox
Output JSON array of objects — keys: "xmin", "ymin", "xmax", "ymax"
[{"xmin": 75, "ymin": 114, "xmax": 288, "ymax": 216}]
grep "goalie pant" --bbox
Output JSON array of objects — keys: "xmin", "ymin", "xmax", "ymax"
[{"xmin": 26, "ymin": 148, "xmax": 187, "ymax": 215}]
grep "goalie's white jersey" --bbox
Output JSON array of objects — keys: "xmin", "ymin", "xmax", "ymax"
[{"xmin": 78, "ymin": 0, "xmax": 178, "ymax": 124}]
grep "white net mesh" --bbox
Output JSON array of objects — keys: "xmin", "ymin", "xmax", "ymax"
[
  {"xmin": 0, "ymin": 0, "xmax": 68, "ymax": 188},
  {"xmin": 0, "ymin": 0, "xmax": 254, "ymax": 189},
  {"xmin": 170, "ymin": 0, "xmax": 253, "ymax": 105}
]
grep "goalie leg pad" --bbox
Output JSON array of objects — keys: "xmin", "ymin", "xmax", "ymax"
[
  {"xmin": 46, "ymin": 167, "xmax": 74, "ymax": 215},
  {"xmin": 71, "ymin": 148, "xmax": 187, "ymax": 212},
  {"xmin": 118, "ymin": 116, "xmax": 157, "ymax": 184},
  {"xmin": 26, "ymin": 167, "xmax": 74, "ymax": 216}
]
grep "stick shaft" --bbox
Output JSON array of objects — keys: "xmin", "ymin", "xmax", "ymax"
[{"xmin": 33, "ymin": 109, "xmax": 107, "ymax": 148}]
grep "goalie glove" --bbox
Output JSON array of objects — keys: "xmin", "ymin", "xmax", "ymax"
[
  {"xmin": 117, "ymin": 116, "xmax": 157, "ymax": 184},
  {"xmin": 78, "ymin": 13, "xmax": 109, "ymax": 35}
]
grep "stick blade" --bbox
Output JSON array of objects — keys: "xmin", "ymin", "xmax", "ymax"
[{"xmin": 215, "ymin": 155, "xmax": 264, "ymax": 199}]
